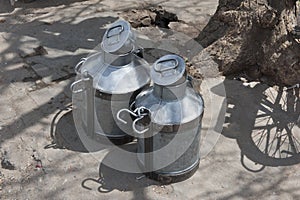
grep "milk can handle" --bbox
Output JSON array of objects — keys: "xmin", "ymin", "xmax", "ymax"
[
  {"xmin": 74, "ymin": 58, "xmax": 87, "ymax": 74},
  {"xmin": 70, "ymin": 77, "xmax": 90, "ymax": 94}
]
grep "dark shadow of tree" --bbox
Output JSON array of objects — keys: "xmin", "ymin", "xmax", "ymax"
[
  {"xmin": 0, "ymin": 11, "xmax": 117, "ymax": 141},
  {"xmin": 0, "ymin": 1, "xmax": 178, "ymax": 198},
  {"xmin": 0, "ymin": 0, "xmax": 91, "ymax": 14},
  {"xmin": 0, "ymin": 2, "xmax": 126, "ymax": 198}
]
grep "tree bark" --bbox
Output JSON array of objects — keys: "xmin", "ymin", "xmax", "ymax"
[{"xmin": 196, "ymin": 0, "xmax": 300, "ymax": 85}]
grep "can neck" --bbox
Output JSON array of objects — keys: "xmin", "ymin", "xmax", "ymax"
[
  {"xmin": 153, "ymin": 80, "xmax": 187, "ymax": 101},
  {"xmin": 103, "ymin": 51, "xmax": 133, "ymax": 66}
]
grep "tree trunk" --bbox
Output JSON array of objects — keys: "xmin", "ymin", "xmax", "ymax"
[{"xmin": 196, "ymin": 0, "xmax": 300, "ymax": 86}]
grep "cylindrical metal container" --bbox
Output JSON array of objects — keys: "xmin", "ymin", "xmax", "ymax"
[
  {"xmin": 118, "ymin": 54, "xmax": 204, "ymax": 183},
  {"xmin": 71, "ymin": 20, "xmax": 150, "ymax": 145}
]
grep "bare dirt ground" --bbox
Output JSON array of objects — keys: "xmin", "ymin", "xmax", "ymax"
[{"xmin": 0, "ymin": 0, "xmax": 299, "ymax": 199}]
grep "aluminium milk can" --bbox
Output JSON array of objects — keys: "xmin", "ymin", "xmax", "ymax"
[
  {"xmin": 118, "ymin": 54, "xmax": 204, "ymax": 183},
  {"xmin": 71, "ymin": 20, "xmax": 150, "ymax": 145}
]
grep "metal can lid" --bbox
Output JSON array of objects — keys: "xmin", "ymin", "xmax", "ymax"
[
  {"xmin": 151, "ymin": 54, "xmax": 186, "ymax": 86},
  {"xmin": 101, "ymin": 20, "xmax": 134, "ymax": 54}
]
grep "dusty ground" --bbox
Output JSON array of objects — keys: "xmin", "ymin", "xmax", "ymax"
[{"xmin": 0, "ymin": 0, "xmax": 299, "ymax": 199}]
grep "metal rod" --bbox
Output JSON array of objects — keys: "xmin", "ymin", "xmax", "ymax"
[{"xmin": 86, "ymin": 74, "xmax": 94, "ymax": 138}]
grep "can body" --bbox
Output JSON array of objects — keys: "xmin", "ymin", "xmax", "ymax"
[
  {"xmin": 94, "ymin": 88, "xmax": 145, "ymax": 143},
  {"xmin": 137, "ymin": 120, "xmax": 201, "ymax": 182},
  {"xmin": 134, "ymin": 85, "xmax": 204, "ymax": 183},
  {"xmin": 72, "ymin": 52, "xmax": 150, "ymax": 145}
]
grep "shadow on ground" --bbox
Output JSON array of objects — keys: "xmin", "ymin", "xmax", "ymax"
[
  {"xmin": 81, "ymin": 143, "xmax": 159, "ymax": 198},
  {"xmin": 45, "ymin": 105, "xmax": 91, "ymax": 152},
  {"xmin": 0, "ymin": 8, "xmax": 118, "ymax": 144},
  {"xmin": 47, "ymin": 104, "xmax": 160, "ymax": 197},
  {"xmin": 0, "ymin": 0, "xmax": 90, "ymax": 13},
  {"xmin": 215, "ymin": 78, "xmax": 300, "ymax": 172}
]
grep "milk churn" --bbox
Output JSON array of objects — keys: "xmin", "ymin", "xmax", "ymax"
[
  {"xmin": 71, "ymin": 20, "xmax": 150, "ymax": 145},
  {"xmin": 117, "ymin": 54, "xmax": 204, "ymax": 183}
]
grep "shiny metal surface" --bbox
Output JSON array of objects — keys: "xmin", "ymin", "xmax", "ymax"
[
  {"xmin": 94, "ymin": 87, "xmax": 145, "ymax": 138},
  {"xmin": 137, "ymin": 125, "xmax": 201, "ymax": 172},
  {"xmin": 136, "ymin": 119, "xmax": 201, "ymax": 175},
  {"xmin": 71, "ymin": 20, "xmax": 150, "ymax": 143},
  {"xmin": 78, "ymin": 52, "xmax": 103, "ymax": 77},
  {"xmin": 132, "ymin": 54, "xmax": 204, "ymax": 178},
  {"xmin": 101, "ymin": 20, "xmax": 134, "ymax": 55},
  {"xmin": 78, "ymin": 52, "xmax": 150, "ymax": 94},
  {"xmin": 151, "ymin": 54, "xmax": 186, "ymax": 86},
  {"xmin": 135, "ymin": 85, "xmax": 203, "ymax": 125},
  {"xmin": 75, "ymin": 51, "xmax": 150, "ymax": 140},
  {"xmin": 153, "ymin": 81, "xmax": 187, "ymax": 100},
  {"xmin": 94, "ymin": 54, "xmax": 150, "ymax": 94}
]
